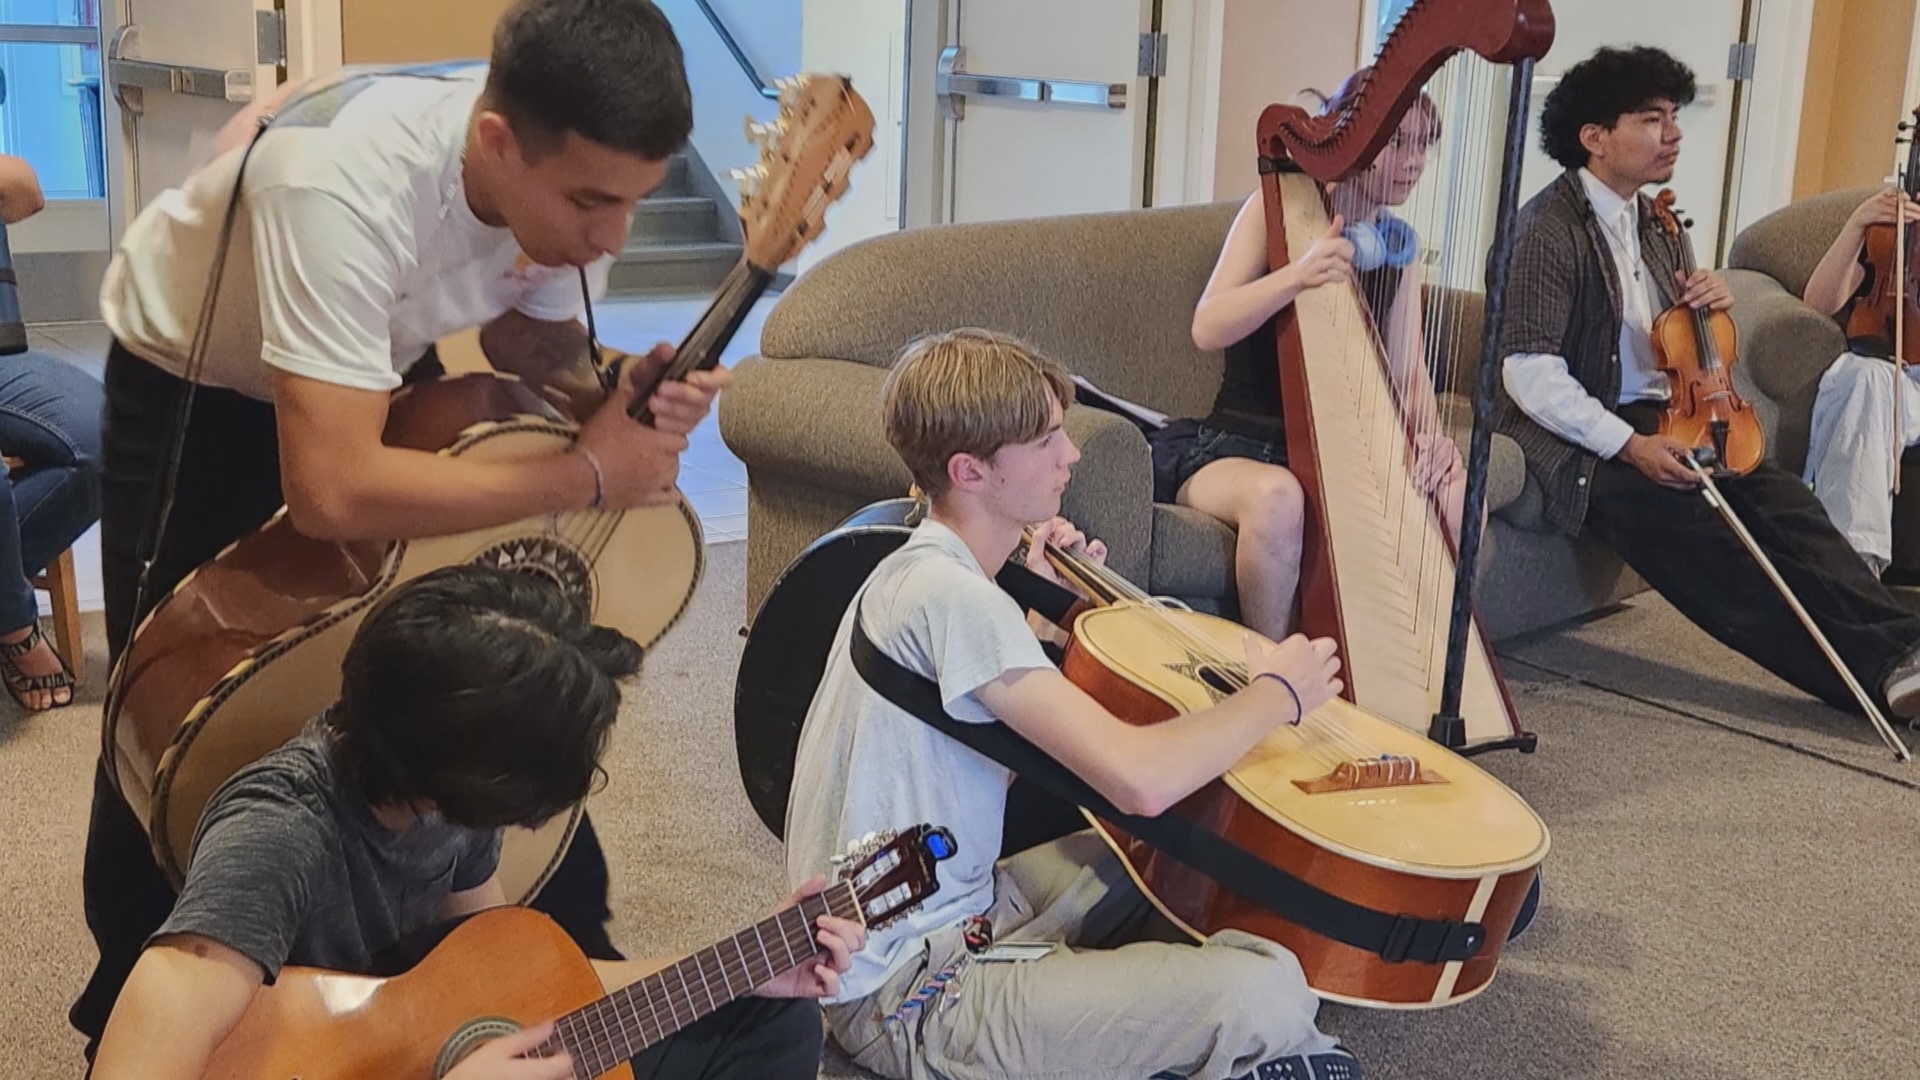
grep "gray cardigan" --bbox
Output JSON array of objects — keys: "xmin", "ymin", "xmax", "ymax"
[{"xmin": 1494, "ymin": 168, "xmax": 1688, "ymax": 534}]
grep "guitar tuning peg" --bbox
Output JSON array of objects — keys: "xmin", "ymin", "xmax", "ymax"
[
  {"xmin": 742, "ymin": 116, "xmax": 786, "ymax": 148},
  {"xmin": 730, "ymin": 163, "xmax": 768, "ymax": 198}
]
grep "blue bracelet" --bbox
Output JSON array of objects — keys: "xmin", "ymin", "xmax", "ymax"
[{"xmin": 1253, "ymin": 671, "xmax": 1304, "ymax": 725}]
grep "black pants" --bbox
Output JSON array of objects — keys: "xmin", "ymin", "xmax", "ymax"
[
  {"xmin": 1582, "ymin": 404, "xmax": 1920, "ymax": 713},
  {"xmin": 71, "ymin": 343, "xmax": 623, "ymax": 1053}
]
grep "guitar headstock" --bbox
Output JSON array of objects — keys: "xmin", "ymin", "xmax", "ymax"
[
  {"xmin": 835, "ymin": 824, "xmax": 956, "ymax": 931},
  {"xmin": 732, "ymin": 75, "xmax": 876, "ymax": 271}
]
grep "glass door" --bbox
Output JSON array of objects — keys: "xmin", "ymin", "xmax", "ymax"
[{"xmin": 0, "ymin": 0, "xmax": 108, "ymax": 321}]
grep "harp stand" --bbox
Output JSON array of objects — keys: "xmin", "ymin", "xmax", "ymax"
[
  {"xmin": 1428, "ymin": 59, "xmax": 1540, "ymax": 758},
  {"xmin": 1685, "ymin": 447, "xmax": 1913, "ymax": 763}
]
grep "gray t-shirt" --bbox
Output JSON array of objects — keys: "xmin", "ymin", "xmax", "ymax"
[
  {"xmin": 153, "ymin": 724, "xmax": 502, "ymax": 982},
  {"xmin": 785, "ymin": 520, "xmax": 1054, "ymax": 1003}
]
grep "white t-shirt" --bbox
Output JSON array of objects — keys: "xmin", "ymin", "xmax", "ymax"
[
  {"xmin": 101, "ymin": 62, "xmax": 613, "ymax": 403},
  {"xmin": 784, "ymin": 520, "xmax": 1055, "ymax": 1004}
]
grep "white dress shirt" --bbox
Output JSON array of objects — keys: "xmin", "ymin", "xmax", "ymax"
[{"xmin": 1501, "ymin": 169, "xmax": 1671, "ymax": 459}]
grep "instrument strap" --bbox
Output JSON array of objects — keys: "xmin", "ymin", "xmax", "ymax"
[
  {"xmin": 991, "ymin": 560, "xmax": 1080, "ymax": 627},
  {"xmin": 847, "ymin": 616, "xmax": 1487, "ymax": 966}
]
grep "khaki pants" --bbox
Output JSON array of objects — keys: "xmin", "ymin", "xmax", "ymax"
[{"xmin": 826, "ymin": 831, "xmax": 1338, "ymax": 1080}]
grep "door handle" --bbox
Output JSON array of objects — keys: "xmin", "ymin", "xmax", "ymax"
[
  {"xmin": 107, "ymin": 25, "xmax": 253, "ymax": 117},
  {"xmin": 936, "ymin": 46, "xmax": 1125, "ymax": 121}
]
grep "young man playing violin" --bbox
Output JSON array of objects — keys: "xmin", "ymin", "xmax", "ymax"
[
  {"xmin": 1797, "ymin": 187, "xmax": 1920, "ymax": 576},
  {"xmin": 785, "ymin": 328, "xmax": 1361, "ymax": 1080},
  {"xmin": 90, "ymin": 566, "xmax": 861, "ymax": 1080},
  {"xmin": 73, "ymin": 0, "xmax": 727, "ymax": 1057},
  {"xmin": 1497, "ymin": 45, "xmax": 1920, "ymax": 719}
]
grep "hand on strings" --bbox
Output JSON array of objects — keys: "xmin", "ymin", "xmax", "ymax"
[
  {"xmin": 443, "ymin": 1021, "xmax": 573, "ymax": 1080},
  {"xmin": 1243, "ymin": 632, "xmax": 1342, "ymax": 723},
  {"xmin": 1675, "ymin": 269, "xmax": 1733, "ymax": 313},
  {"xmin": 752, "ymin": 875, "xmax": 866, "ymax": 1000},
  {"xmin": 1288, "ymin": 215, "xmax": 1355, "ymax": 292},
  {"xmin": 1848, "ymin": 187, "xmax": 1920, "ymax": 232},
  {"xmin": 1023, "ymin": 517, "xmax": 1108, "ymax": 585},
  {"xmin": 571, "ymin": 359, "xmax": 689, "ymax": 509},
  {"xmin": 1411, "ymin": 431, "xmax": 1464, "ymax": 496},
  {"xmin": 618, "ymin": 341, "xmax": 733, "ymax": 437},
  {"xmin": 1618, "ymin": 432, "xmax": 1702, "ymax": 489}
]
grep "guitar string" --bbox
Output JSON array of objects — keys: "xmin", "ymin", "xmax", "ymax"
[
  {"xmin": 533, "ymin": 888, "xmax": 859, "ymax": 1072},
  {"xmin": 1043, "ymin": 541, "xmax": 1384, "ymax": 769}
]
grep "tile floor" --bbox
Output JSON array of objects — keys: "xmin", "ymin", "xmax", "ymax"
[{"xmin": 22, "ymin": 294, "xmax": 777, "ymax": 613}]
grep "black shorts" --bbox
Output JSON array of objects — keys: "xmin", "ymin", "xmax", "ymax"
[{"xmin": 1148, "ymin": 419, "xmax": 1288, "ymax": 503}]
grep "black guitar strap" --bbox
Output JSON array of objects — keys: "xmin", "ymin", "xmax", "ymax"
[{"xmin": 847, "ymin": 612, "xmax": 1486, "ymax": 966}]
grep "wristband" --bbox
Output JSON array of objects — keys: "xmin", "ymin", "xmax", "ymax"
[
  {"xmin": 579, "ymin": 447, "xmax": 605, "ymax": 510},
  {"xmin": 1252, "ymin": 671, "xmax": 1304, "ymax": 725}
]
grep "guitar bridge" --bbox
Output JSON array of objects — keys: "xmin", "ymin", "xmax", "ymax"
[{"xmin": 1292, "ymin": 755, "xmax": 1445, "ymax": 794}]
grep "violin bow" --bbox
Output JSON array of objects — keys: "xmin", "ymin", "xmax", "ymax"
[{"xmin": 1683, "ymin": 455, "xmax": 1912, "ymax": 761}]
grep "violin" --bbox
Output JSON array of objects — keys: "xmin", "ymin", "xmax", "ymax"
[
  {"xmin": 1842, "ymin": 106, "xmax": 1920, "ymax": 365},
  {"xmin": 1649, "ymin": 189, "xmax": 1765, "ymax": 476},
  {"xmin": 1025, "ymin": 531, "xmax": 1547, "ymax": 1009}
]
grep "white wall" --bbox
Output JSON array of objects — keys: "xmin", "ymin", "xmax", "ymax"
[
  {"xmin": 797, "ymin": 0, "xmax": 909, "ymax": 272},
  {"xmin": 656, "ymin": 0, "xmax": 799, "ymax": 198}
]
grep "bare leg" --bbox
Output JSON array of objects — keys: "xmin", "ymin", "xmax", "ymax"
[{"xmin": 1176, "ymin": 458, "xmax": 1306, "ymax": 640}]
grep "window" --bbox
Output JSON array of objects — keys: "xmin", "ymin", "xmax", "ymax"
[
  {"xmin": 0, "ymin": 0, "xmax": 103, "ymax": 200},
  {"xmin": 1375, "ymin": 0, "xmax": 1417, "ymax": 49}
]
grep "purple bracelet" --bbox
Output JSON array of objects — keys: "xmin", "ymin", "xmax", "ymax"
[{"xmin": 1252, "ymin": 671, "xmax": 1304, "ymax": 725}]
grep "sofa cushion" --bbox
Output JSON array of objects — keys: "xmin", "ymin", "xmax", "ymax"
[{"xmin": 1150, "ymin": 503, "xmax": 1237, "ymax": 600}]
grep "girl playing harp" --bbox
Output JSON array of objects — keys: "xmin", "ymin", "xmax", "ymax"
[{"xmin": 1152, "ymin": 73, "xmax": 1467, "ymax": 642}]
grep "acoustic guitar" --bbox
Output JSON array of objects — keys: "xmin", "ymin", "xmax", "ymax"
[
  {"xmin": 201, "ymin": 824, "xmax": 954, "ymax": 1079},
  {"xmin": 105, "ymin": 75, "xmax": 876, "ymax": 898},
  {"xmin": 736, "ymin": 499, "xmax": 1548, "ymax": 1009}
]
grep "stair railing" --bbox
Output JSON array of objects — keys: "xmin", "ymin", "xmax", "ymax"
[{"xmin": 691, "ymin": 0, "xmax": 780, "ymax": 100}]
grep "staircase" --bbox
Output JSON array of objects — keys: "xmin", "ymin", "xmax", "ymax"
[{"xmin": 608, "ymin": 148, "xmax": 744, "ymax": 297}]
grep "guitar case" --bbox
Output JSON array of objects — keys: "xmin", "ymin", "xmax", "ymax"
[{"xmin": 733, "ymin": 498, "xmax": 1083, "ymax": 856}]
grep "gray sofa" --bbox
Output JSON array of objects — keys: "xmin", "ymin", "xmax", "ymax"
[
  {"xmin": 720, "ymin": 201, "xmax": 1646, "ymax": 640},
  {"xmin": 1723, "ymin": 185, "xmax": 1920, "ymax": 569}
]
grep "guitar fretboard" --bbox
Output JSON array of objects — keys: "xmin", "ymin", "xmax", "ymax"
[{"xmin": 531, "ymin": 882, "xmax": 860, "ymax": 1078}]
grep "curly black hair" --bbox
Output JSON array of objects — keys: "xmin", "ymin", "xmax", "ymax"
[
  {"xmin": 1539, "ymin": 47, "xmax": 1696, "ymax": 170},
  {"xmin": 327, "ymin": 564, "xmax": 641, "ymax": 830}
]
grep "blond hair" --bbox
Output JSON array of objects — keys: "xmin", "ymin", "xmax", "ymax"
[{"xmin": 881, "ymin": 328, "xmax": 1074, "ymax": 499}]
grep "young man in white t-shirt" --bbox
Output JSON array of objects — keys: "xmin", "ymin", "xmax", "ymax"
[
  {"xmin": 786, "ymin": 329, "xmax": 1362, "ymax": 1080},
  {"xmin": 74, "ymin": 0, "xmax": 724, "ymax": 1057}
]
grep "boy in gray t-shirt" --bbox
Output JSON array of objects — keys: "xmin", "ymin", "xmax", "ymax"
[
  {"xmin": 788, "ymin": 329, "xmax": 1361, "ymax": 1080},
  {"xmin": 92, "ymin": 566, "xmax": 863, "ymax": 1080}
]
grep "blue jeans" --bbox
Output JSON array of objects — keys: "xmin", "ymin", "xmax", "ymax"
[{"xmin": 0, "ymin": 351, "xmax": 102, "ymax": 633}]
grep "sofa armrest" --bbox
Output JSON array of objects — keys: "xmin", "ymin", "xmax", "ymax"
[
  {"xmin": 1726, "ymin": 268, "xmax": 1846, "ymax": 409},
  {"xmin": 1725, "ymin": 267, "xmax": 1847, "ymax": 472},
  {"xmin": 720, "ymin": 356, "xmax": 904, "ymax": 494},
  {"xmin": 720, "ymin": 354, "xmax": 1157, "ymax": 584}
]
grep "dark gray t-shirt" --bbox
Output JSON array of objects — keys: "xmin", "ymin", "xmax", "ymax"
[{"xmin": 153, "ymin": 726, "xmax": 502, "ymax": 982}]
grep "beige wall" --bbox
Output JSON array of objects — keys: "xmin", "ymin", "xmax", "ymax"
[
  {"xmin": 340, "ymin": 0, "xmax": 517, "ymax": 64},
  {"xmin": 1794, "ymin": 0, "xmax": 1915, "ymax": 198},
  {"xmin": 1210, "ymin": 0, "xmax": 1363, "ymax": 200}
]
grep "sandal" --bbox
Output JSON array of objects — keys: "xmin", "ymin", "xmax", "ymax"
[{"xmin": 1, "ymin": 621, "xmax": 75, "ymax": 711}]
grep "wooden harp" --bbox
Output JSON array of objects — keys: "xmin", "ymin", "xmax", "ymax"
[{"xmin": 1258, "ymin": 0, "xmax": 1553, "ymax": 751}]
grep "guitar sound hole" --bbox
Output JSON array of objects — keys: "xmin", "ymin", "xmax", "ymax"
[
  {"xmin": 472, "ymin": 536, "xmax": 594, "ymax": 608},
  {"xmin": 1195, "ymin": 665, "xmax": 1240, "ymax": 698},
  {"xmin": 434, "ymin": 1017, "xmax": 523, "ymax": 1079}
]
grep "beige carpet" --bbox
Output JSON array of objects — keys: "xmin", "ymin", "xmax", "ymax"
[{"xmin": 3, "ymin": 547, "xmax": 1918, "ymax": 1079}]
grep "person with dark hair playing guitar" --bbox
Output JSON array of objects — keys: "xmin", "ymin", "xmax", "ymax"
[
  {"xmin": 90, "ymin": 565, "xmax": 863, "ymax": 1080},
  {"xmin": 74, "ymin": 0, "xmax": 726, "ymax": 1059}
]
